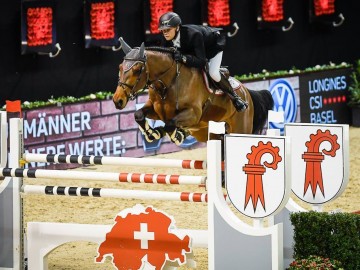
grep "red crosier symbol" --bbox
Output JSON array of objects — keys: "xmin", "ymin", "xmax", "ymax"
[
  {"xmin": 149, "ymin": 0, "xmax": 173, "ymax": 34},
  {"xmin": 262, "ymin": 0, "xmax": 284, "ymax": 22},
  {"xmin": 208, "ymin": 0, "xmax": 230, "ymax": 27},
  {"xmin": 302, "ymin": 129, "xmax": 340, "ymax": 198},
  {"xmin": 242, "ymin": 141, "xmax": 282, "ymax": 212},
  {"xmin": 314, "ymin": 0, "xmax": 335, "ymax": 16}
]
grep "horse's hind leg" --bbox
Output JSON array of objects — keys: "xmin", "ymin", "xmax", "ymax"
[{"xmin": 134, "ymin": 108, "xmax": 165, "ymax": 142}]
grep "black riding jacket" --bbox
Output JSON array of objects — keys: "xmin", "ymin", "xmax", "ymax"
[{"xmin": 161, "ymin": 24, "xmax": 225, "ymax": 69}]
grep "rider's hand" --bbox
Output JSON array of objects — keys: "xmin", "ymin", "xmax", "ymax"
[{"xmin": 174, "ymin": 51, "xmax": 186, "ymax": 63}]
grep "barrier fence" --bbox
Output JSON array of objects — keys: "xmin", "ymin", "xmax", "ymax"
[{"xmin": 4, "ymin": 111, "xmax": 351, "ymax": 270}]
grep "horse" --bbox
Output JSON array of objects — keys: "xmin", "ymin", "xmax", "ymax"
[{"xmin": 113, "ymin": 39, "xmax": 274, "ymax": 145}]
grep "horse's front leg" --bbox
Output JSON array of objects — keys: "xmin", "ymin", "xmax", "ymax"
[
  {"xmin": 164, "ymin": 107, "xmax": 201, "ymax": 145},
  {"xmin": 163, "ymin": 121, "xmax": 190, "ymax": 146},
  {"xmin": 134, "ymin": 101, "xmax": 166, "ymax": 142}
]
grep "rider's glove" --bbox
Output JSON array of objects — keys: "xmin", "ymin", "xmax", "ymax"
[{"xmin": 174, "ymin": 51, "xmax": 187, "ymax": 63}]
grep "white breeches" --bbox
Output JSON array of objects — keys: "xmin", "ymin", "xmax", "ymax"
[{"xmin": 208, "ymin": 51, "xmax": 223, "ymax": 82}]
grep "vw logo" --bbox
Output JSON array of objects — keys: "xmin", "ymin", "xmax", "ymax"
[{"xmin": 269, "ymin": 79, "xmax": 297, "ymax": 130}]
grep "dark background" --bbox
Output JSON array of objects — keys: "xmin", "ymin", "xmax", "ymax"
[{"xmin": 1, "ymin": 0, "xmax": 360, "ymax": 106}]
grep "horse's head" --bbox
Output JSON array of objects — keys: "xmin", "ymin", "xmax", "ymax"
[{"xmin": 113, "ymin": 39, "xmax": 148, "ymax": 110}]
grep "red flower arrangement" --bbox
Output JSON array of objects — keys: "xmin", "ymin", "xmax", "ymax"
[
  {"xmin": 149, "ymin": 0, "xmax": 173, "ymax": 34},
  {"xmin": 314, "ymin": 0, "xmax": 335, "ymax": 16},
  {"xmin": 90, "ymin": 2, "xmax": 115, "ymax": 40},
  {"xmin": 27, "ymin": 7, "xmax": 53, "ymax": 47},
  {"xmin": 262, "ymin": 0, "xmax": 284, "ymax": 22},
  {"xmin": 208, "ymin": 0, "xmax": 231, "ymax": 27},
  {"xmin": 288, "ymin": 255, "xmax": 343, "ymax": 269}
]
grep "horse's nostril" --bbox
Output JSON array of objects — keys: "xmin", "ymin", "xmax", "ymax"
[{"xmin": 113, "ymin": 99, "xmax": 123, "ymax": 109}]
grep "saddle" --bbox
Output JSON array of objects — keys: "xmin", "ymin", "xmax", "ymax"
[{"xmin": 202, "ymin": 67, "xmax": 240, "ymax": 95}]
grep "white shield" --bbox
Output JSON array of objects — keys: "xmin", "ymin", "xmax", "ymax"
[
  {"xmin": 225, "ymin": 134, "xmax": 291, "ymax": 218},
  {"xmin": 284, "ymin": 123, "xmax": 349, "ymax": 204}
]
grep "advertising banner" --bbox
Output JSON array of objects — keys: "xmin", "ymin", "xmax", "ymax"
[{"xmin": 299, "ymin": 68, "xmax": 351, "ymax": 124}]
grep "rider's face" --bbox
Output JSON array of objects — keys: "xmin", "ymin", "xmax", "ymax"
[{"xmin": 161, "ymin": 27, "xmax": 177, "ymax": 41}]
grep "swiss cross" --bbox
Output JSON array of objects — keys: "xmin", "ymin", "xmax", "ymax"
[{"xmin": 134, "ymin": 223, "xmax": 155, "ymax": 249}]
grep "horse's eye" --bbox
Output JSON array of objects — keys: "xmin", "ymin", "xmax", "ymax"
[{"xmin": 133, "ymin": 63, "xmax": 144, "ymax": 74}]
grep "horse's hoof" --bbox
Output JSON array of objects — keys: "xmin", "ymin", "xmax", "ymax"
[
  {"xmin": 139, "ymin": 126, "xmax": 155, "ymax": 142},
  {"xmin": 154, "ymin": 127, "xmax": 166, "ymax": 138},
  {"xmin": 148, "ymin": 128, "xmax": 161, "ymax": 140},
  {"xmin": 169, "ymin": 129, "xmax": 185, "ymax": 146}
]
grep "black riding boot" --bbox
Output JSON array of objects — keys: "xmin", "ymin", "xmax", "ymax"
[{"xmin": 217, "ymin": 74, "xmax": 248, "ymax": 112}]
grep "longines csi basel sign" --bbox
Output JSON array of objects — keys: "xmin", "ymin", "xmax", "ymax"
[{"xmin": 299, "ymin": 68, "xmax": 351, "ymax": 124}]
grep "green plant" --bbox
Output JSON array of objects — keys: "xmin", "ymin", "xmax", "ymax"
[
  {"xmin": 235, "ymin": 61, "xmax": 350, "ymax": 82},
  {"xmin": 348, "ymin": 59, "xmax": 360, "ymax": 107},
  {"xmin": 1, "ymin": 61, "xmax": 351, "ymax": 110},
  {"xmin": 290, "ymin": 211, "xmax": 360, "ymax": 269},
  {"xmin": 288, "ymin": 255, "xmax": 344, "ymax": 270}
]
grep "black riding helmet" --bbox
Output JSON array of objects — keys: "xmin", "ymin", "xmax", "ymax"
[{"xmin": 158, "ymin": 12, "xmax": 182, "ymax": 30}]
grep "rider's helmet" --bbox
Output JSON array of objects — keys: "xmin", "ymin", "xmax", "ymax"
[{"xmin": 158, "ymin": 12, "xmax": 182, "ymax": 30}]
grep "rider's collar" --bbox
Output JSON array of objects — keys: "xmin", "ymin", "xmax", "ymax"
[{"xmin": 172, "ymin": 31, "xmax": 181, "ymax": 48}]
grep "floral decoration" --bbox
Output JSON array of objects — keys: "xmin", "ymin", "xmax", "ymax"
[
  {"xmin": 149, "ymin": 0, "xmax": 173, "ymax": 34},
  {"xmin": 1, "ymin": 62, "xmax": 351, "ymax": 111},
  {"xmin": 314, "ymin": 0, "xmax": 335, "ymax": 16},
  {"xmin": 262, "ymin": 0, "xmax": 284, "ymax": 22},
  {"xmin": 288, "ymin": 255, "xmax": 343, "ymax": 270},
  {"xmin": 208, "ymin": 0, "xmax": 231, "ymax": 27},
  {"xmin": 90, "ymin": 1, "xmax": 115, "ymax": 40},
  {"xmin": 27, "ymin": 7, "xmax": 53, "ymax": 46}
]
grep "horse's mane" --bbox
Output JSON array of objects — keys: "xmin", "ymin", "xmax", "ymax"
[
  {"xmin": 125, "ymin": 46, "xmax": 174, "ymax": 61},
  {"xmin": 145, "ymin": 46, "xmax": 174, "ymax": 56}
]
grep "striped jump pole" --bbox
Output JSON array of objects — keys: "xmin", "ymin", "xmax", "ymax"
[
  {"xmin": 23, "ymin": 153, "xmax": 207, "ymax": 170},
  {"xmin": 22, "ymin": 185, "xmax": 210, "ymax": 203},
  {"xmin": 0, "ymin": 167, "xmax": 206, "ymax": 185}
]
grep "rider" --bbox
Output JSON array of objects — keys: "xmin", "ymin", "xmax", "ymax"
[{"xmin": 158, "ymin": 11, "xmax": 248, "ymax": 112}]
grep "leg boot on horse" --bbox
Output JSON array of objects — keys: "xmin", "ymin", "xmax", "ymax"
[
  {"xmin": 217, "ymin": 73, "xmax": 248, "ymax": 112},
  {"xmin": 134, "ymin": 109, "xmax": 166, "ymax": 142}
]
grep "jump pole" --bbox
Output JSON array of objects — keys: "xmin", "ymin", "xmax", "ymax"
[
  {"xmin": 22, "ymin": 185, "xmax": 210, "ymax": 203},
  {"xmin": 23, "ymin": 153, "xmax": 207, "ymax": 170},
  {"xmin": 0, "ymin": 168, "xmax": 205, "ymax": 185}
]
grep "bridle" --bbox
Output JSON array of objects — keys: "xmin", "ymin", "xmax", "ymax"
[
  {"xmin": 117, "ymin": 57, "xmax": 149, "ymax": 101},
  {"xmin": 118, "ymin": 50, "xmax": 180, "ymax": 101}
]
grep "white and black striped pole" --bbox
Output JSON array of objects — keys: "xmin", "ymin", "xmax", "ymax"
[
  {"xmin": 23, "ymin": 153, "xmax": 207, "ymax": 170},
  {"xmin": 0, "ymin": 167, "xmax": 206, "ymax": 185},
  {"xmin": 22, "ymin": 185, "xmax": 210, "ymax": 203}
]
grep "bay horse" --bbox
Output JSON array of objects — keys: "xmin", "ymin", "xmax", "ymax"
[{"xmin": 113, "ymin": 39, "xmax": 274, "ymax": 145}]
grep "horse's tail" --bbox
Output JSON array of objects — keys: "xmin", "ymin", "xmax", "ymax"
[{"xmin": 248, "ymin": 89, "xmax": 274, "ymax": 134}]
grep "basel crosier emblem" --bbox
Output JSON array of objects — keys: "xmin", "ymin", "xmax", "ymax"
[
  {"xmin": 242, "ymin": 141, "xmax": 282, "ymax": 212},
  {"xmin": 302, "ymin": 129, "xmax": 340, "ymax": 198},
  {"xmin": 269, "ymin": 79, "xmax": 297, "ymax": 131}
]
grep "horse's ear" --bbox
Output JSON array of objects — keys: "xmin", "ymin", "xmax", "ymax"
[
  {"xmin": 119, "ymin": 37, "xmax": 132, "ymax": 54},
  {"xmin": 139, "ymin": 42, "xmax": 145, "ymax": 59}
]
